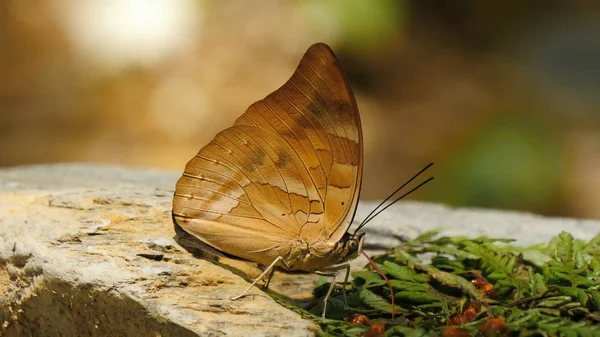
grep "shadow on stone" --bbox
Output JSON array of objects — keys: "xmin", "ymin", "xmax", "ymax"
[
  {"xmin": 1, "ymin": 280, "xmax": 198, "ymax": 337},
  {"xmin": 173, "ymin": 220, "xmax": 317, "ymax": 308}
]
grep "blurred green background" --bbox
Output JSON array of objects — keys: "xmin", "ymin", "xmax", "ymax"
[{"xmin": 1, "ymin": 0, "xmax": 599, "ymax": 219}]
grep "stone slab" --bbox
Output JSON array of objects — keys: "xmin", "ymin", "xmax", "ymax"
[{"xmin": 1, "ymin": 164, "xmax": 598, "ymax": 336}]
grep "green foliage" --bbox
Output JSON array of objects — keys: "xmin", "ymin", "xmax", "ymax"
[
  {"xmin": 301, "ymin": 0, "xmax": 407, "ymax": 52},
  {"xmin": 432, "ymin": 116, "xmax": 564, "ymax": 213},
  {"xmin": 304, "ymin": 230, "xmax": 600, "ymax": 337}
]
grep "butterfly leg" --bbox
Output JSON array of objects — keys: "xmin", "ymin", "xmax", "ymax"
[
  {"xmin": 231, "ymin": 256, "xmax": 285, "ymax": 300},
  {"xmin": 315, "ymin": 270, "xmax": 338, "ymax": 319},
  {"xmin": 340, "ymin": 264, "xmax": 351, "ymax": 306},
  {"xmin": 263, "ymin": 265, "xmax": 277, "ymax": 290},
  {"xmin": 315, "ymin": 263, "xmax": 351, "ymax": 319}
]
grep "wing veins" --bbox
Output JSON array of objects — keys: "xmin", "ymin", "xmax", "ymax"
[
  {"xmin": 203, "ymin": 143, "xmax": 272, "ymax": 204},
  {"xmin": 277, "ymin": 88, "xmax": 329, "ymax": 194},
  {"xmin": 175, "ymin": 182, "xmax": 253, "ymax": 206},
  {"xmin": 234, "ymin": 126, "xmax": 294, "ymax": 214},
  {"xmin": 176, "ymin": 204, "xmax": 289, "ymax": 233},
  {"xmin": 312, "ymin": 50, "xmax": 360, "ymax": 168},
  {"xmin": 242, "ymin": 111, "xmax": 260, "ymax": 126},
  {"xmin": 220, "ymin": 130, "xmax": 288, "ymax": 209},
  {"xmin": 300, "ymin": 59, "xmax": 352, "ymax": 163},
  {"xmin": 310, "ymin": 54, "xmax": 358, "ymax": 168},
  {"xmin": 292, "ymin": 69, "xmax": 350, "ymax": 164},
  {"xmin": 174, "ymin": 192, "xmax": 219, "ymax": 203},
  {"xmin": 247, "ymin": 126, "xmax": 311, "ymax": 225},
  {"xmin": 185, "ymin": 160, "xmax": 248, "ymax": 192},
  {"xmin": 176, "ymin": 204, "xmax": 263, "ymax": 220},
  {"xmin": 247, "ymin": 244, "xmax": 282, "ymax": 254},
  {"xmin": 259, "ymin": 100, "xmax": 321, "ymax": 224},
  {"xmin": 260, "ymin": 98, "xmax": 316, "ymax": 202},
  {"xmin": 289, "ymin": 73, "xmax": 339, "ymax": 200},
  {"xmin": 287, "ymin": 76, "xmax": 336, "ymax": 161}
]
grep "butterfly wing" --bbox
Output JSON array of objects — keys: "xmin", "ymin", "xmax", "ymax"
[
  {"xmin": 234, "ymin": 43, "xmax": 363, "ymax": 244},
  {"xmin": 173, "ymin": 43, "xmax": 363, "ymax": 267}
]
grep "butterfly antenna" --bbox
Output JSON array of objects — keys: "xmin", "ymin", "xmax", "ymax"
[
  {"xmin": 354, "ymin": 162, "xmax": 434, "ymax": 234},
  {"xmin": 362, "ymin": 251, "xmax": 395, "ymax": 320},
  {"xmin": 357, "ymin": 176, "xmax": 434, "ymax": 232}
]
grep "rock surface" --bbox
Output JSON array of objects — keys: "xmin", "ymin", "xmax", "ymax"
[{"xmin": 1, "ymin": 164, "xmax": 599, "ymax": 336}]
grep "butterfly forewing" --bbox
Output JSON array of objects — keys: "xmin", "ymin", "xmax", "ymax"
[{"xmin": 173, "ymin": 43, "xmax": 363, "ymax": 270}]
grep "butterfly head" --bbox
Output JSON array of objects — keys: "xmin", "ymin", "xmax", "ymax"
[{"xmin": 334, "ymin": 231, "xmax": 366, "ymax": 264}]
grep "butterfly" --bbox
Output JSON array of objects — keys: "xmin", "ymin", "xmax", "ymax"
[{"xmin": 172, "ymin": 43, "xmax": 432, "ymax": 318}]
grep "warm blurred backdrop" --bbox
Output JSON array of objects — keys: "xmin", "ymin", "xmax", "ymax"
[{"xmin": 1, "ymin": 1, "xmax": 599, "ymax": 219}]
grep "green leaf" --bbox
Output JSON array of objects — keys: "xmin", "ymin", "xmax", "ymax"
[
  {"xmin": 395, "ymin": 291, "xmax": 442, "ymax": 304},
  {"xmin": 353, "ymin": 271, "xmax": 387, "ymax": 288},
  {"xmin": 359, "ymin": 288, "xmax": 404, "ymax": 314},
  {"xmin": 589, "ymin": 290, "xmax": 600, "ymax": 311},
  {"xmin": 528, "ymin": 267, "xmax": 548, "ymax": 295},
  {"xmin": 388, "ymin": 279, "xmax": 428, "ymax": 292},
  {"xmin": 412, "ymin": 229, "xmax": 443, "ymax": 242},
  {"xmin": 584, "ymin": 233, "xmax": 600, "ymax": 252},
  {"xmin": 382, "ymin": 261, "xmax": 428, "ymax": 282},
  {"xmin": 537, "ymin": 296, "xmax": 572, "ymax": 308},
  {"xmin": 430, "ymin": 255, "xmax": 467, "ymax": 273},
  {"xmin": 384, "ymin": 326, "xmax": 428, "ymax": 337},
  {"xmin": 555, "ymin": 231, "xmax": 575, "ymax": 263}
]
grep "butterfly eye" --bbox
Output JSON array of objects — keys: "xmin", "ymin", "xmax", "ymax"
[{"xmin": 348, "ymin": 239, "xmax": 358, "ymax": 251}]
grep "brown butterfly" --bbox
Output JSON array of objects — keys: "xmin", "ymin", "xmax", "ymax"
[{"xmin": 172, "ymin": 43, "xmax": 431, "ymax": 318}]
